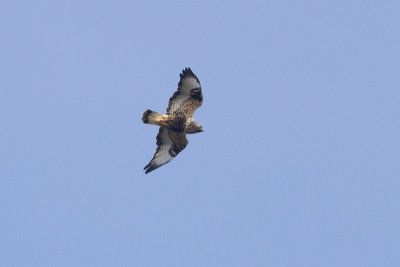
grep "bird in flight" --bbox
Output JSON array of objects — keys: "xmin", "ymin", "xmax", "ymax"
[{"xmin": 142, "ymin": 68, "xmax": 204, "ymax": 174}]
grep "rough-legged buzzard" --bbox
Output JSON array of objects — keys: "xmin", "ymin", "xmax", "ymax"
[{"xmin": 142, "ymin": 68, "xmax": 203, "ymax": 174}]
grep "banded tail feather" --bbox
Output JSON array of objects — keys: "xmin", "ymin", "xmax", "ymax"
[{"xmin": 142, "ymin": 109, "xmax": 168, "ymax": 126}]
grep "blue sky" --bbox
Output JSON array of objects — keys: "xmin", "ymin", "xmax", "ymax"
[{"xmin": 1, "ymin": 0, "xmax": 399, "ymax": 266}]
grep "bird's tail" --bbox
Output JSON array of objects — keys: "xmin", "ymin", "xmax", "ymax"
[{"xmin": 142, "ymin": 109, "xmax": 168, "ymax": 126}]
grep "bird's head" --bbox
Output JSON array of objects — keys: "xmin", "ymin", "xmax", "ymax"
[{"xmin": 187, "ymin": 121, "xmax": 204, "ymax": 134}]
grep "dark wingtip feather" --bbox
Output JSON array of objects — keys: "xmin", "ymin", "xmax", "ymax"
[
  {"xmin": 181, "ymin": 67, "xmax": 191, "ymax": 77},
  {"xmin": 180, "ymin": 67, "xmax": 200, "ymax": 83},
  {"xmin": 144, "ymin": 160, "xmax": 159, "ymax": 174},
  {"xmin": 144, "ymin": 162, "xmax": 151, "ymax": 170},
  {"xmin": 144, "ymin": 164, "xmax": 157, "ymax": 174}
]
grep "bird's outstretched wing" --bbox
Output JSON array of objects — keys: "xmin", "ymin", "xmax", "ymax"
[
  {"xmin": 144, "ymin": 127, "xmax": 188, "ymax": 174},
  {"xmin": 166, "ymin": 68, "xmax": 203, "ymax": 118}
]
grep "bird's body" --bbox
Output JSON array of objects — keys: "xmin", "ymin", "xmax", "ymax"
[
  {"xmin": 142, "ymin": 68, "xmax": 203, "ymax": 174},
  {"xmin": 142, "ymin": 110, "xmax": 202, "ymax": 134}
]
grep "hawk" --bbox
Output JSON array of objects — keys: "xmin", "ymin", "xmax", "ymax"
[{"xmin": 142, "ymin": 68, "xmax": 204, "ymax": 174}]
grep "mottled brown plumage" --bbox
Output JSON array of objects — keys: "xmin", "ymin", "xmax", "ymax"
[{"xmin": 142, "ymin": 67, "xmax": 204, "ymax": 174}]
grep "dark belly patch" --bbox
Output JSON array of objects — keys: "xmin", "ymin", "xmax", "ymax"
[{"xmin": 167, "ymin": 116, "xmax": 186, "ymax": 132}]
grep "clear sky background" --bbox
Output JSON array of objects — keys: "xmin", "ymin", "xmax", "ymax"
[{"xmin": 1, "ymin": 0, "xmax": 399, "ymax": 266}]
